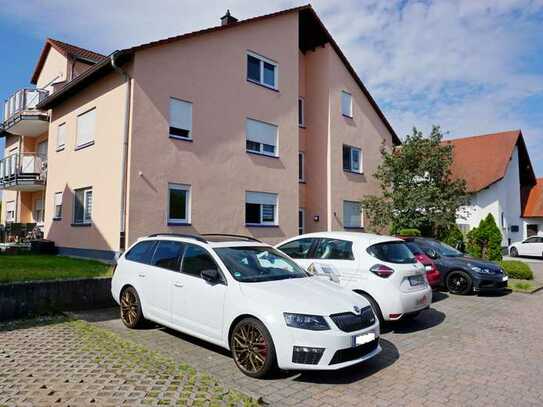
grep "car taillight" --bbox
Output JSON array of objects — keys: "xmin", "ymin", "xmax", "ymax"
[{"xmin": 370, "ymin": 264, "xmax": 394, "ymax": 278}]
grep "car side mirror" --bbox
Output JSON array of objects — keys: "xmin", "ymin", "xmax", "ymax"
[
  {"xmin": 426, "ymin": 249, "xmax": 440, "ymax": 259},
  {"xmin": 201, "ymin": 268, "xmax": 221, "ymax": 284}
]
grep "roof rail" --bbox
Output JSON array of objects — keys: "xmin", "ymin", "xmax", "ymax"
[
  {"xmin": 201, "ymin": 233, "xmax": 262, "ymax": 243},
  {"xmin": 146, "ymin": 233, "xmax": 208, "ymax": 243}
]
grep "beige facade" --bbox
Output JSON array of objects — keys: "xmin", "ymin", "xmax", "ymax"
[{"xmin": 1, "ymin": 6, "xmax": 398, "ymax": 260}]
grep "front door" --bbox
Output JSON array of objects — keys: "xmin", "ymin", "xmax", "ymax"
[{"xmin": 171, "ymin": 243, "xmax": 226, "ymax": 342}]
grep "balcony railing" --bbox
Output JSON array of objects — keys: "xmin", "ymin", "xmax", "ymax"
[
  {"xmin": 3, "ymin": 88, "xmax": 49, "ymax": 122},
  {"xmin": 0, "ymin": 153, "xmax": 47, "ymax": 190}
]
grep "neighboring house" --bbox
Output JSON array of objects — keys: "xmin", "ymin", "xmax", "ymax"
[
  {"xmin": 0, "ymin": 5, "xmax": 400, "ymax": 260},
  {"xmin": 446, "ymin": 130, "xmax": 543, "ymax": 246}
]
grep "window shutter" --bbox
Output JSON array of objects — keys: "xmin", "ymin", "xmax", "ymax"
[
  {"xmin": 76, "ymin": 108, "xmax": 96, "ymax": 146},
  {"xmin": 343, "ymin": 201, "xmax": 362, "ymax": 228},
  {"xmin": 246, "ymin": 191, "xmax": 277, "ymax": 206},
  {"xmin": 54, "ymin": 192, "xmax": 63, "ymax": 206},
  {"xmin": 246, "ymin": 119, "xmax": 277, "ymax": 147},
  {"xmin": 170, "ymin": 98, "xmax": 192, "ymax": 132},
  {"xmin": 341, "ymin": 91, "xmax": 352, "ymax": 117}
]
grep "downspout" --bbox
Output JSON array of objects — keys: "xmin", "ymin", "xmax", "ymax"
[{"xmin": 111, "ymin": 52, "xmax": 131, "ymax": 254}]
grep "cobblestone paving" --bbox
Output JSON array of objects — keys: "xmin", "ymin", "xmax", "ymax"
[
  {"xmin": 75, "ymin": 291, "xmax": 543, "ymax": 406},
  {"xmin": 0, "ymin": 317, "xmax": 257, "ymax": 406},
  {"xmin": 2, "ymin": 291, "xmax": 543, "ymax": 406}
]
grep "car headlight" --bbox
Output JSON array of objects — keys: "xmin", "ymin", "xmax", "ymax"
[
  {"xmin": 283, "ymin": 313, "xmax": 330, "ymax": 331},
  {"xmin": 471, "ymin": 266, "xmax": 492, "ymax": 274}
]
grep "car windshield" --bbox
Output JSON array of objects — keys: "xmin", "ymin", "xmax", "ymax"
[
  {"xmin": 214, "ymin": 246, "xmax": 308, "ymax": 283},
  {"xmin": 367, "ymin": 241, "xmax": 417, "ymax": 264},
  {"xmin": 424, "ymin": 240, "xmax": 463, "ymax": 257}
]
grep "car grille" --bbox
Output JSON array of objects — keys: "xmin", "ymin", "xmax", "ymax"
[
  {"xmin": 329, "ymin": 339, "xmax": 379, "ymax": 365},
  {"xmin": 330, "ymin": 306, "xmax": 376, "ymax": 332},
  {"xmin": 291, "ymin": 347, "xmax": 325, "ymax": 365}
]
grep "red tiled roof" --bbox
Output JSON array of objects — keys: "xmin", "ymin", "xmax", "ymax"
[
  {"xmin": 444, "ymin": 130, "xmax": 522, "ymax": 192},
  {"xmin": 31, "ymin": 38, "xmax": 106, "ymax": 84},
  {"xmin": 524, "ymin": 178, "xmax": 543, "ymax": 217}
]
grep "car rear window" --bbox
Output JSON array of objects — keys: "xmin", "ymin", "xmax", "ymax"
[
  {"xmin": 367, "ymin": 241, "xmax": 417, "ymax": 264},
  {"xmin": 405, "ymin": 242, "xmax": 424, "ymax": 256},
  {"xmin": 125, "ymin": 240, "xmax": 156, "ymax": 264}
]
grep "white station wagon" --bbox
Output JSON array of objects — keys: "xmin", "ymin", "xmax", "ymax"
[
  {"xmin": 277, "ymin": 232, "xmax": 433, "ymax": 323},
  {"xmin": 111, "ymin": 233, "xmax": 381, "ymax": 378}
]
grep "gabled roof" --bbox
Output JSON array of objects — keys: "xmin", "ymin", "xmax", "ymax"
[
  {"xmin": 524, "ymin": 178, "xmax": 543, "ymax": 218},
  {"xmin": 35, "ymin": 5, "xmax": 399, "ymax": 144},
  {"xmin": 444, "ymin": 130, "xmax": 535, "ymax": 192},
  {"xmin": 31, "ymin": 38, "xmax": 107, "ymax": 84}
]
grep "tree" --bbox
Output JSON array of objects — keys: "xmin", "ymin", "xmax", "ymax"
[
  {"xmin": 439, "ymin": 224, "xmax": 465, "ymax": 252},
  {"xmin": 361, "ymin": 126, "xmax": 468, "ymax": 236},
  {"xmin": 466, "ymin": 214, "xmax": 503, "ymax": 261}
]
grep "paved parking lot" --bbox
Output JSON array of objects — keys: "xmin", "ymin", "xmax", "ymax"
[{"xmin": 2, "ymin": 290, "xmax": 543, "ymax": 406}]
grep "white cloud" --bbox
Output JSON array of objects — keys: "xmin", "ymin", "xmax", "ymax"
[{"xmin": 1, "ymin": 0, "xmax": 542, "ymax": 174}]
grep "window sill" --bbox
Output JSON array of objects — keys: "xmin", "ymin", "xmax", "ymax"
[
  {"xmin": 245, "ymin": 224, "xmax": 279, "ymax": 228},
  {"xmin": 168, "ymin": 221, "xmax": 192, "ymax": 226},
  {"xmin": 342, "ymin": 113, "xmax": 354, "ymax": 119},
  {"xmin": 299, "ymin": 180, "xmax": 306, "ymax": 184},
  {"xmin": 298, "ymin": 125, "xmax": 306, "ymax": 129},
  {"xmin": 169, "ymin": 135, "xmax": 193, "ymax": 142},
  {"xmin": 52, "ymin": 217, "xmax": 62, "ymax": 221},
  {"xmin": 71, "ymin": 222, "xmax": 92, "ymax": 227},
  {"xmin": 343, "ymin": 169, "xmax": 364, "ymax": 175},
  {"xmin": 344, "ymin": 226, "xmax": 364, "ymax": 230},
  {"xmin": 247, "ymin": 150, "xmax": 279, "ymax": 159},
  {"xmin": 246, "ymin": 79, "xmax": 279, "ymax": 92},
  {"xmin": 74, "ymin": 141, "xmax": 95, "ymax": 151},
  {"xmin": 56, "ymin": 146, "xmax": 65, "ymax": 152}
]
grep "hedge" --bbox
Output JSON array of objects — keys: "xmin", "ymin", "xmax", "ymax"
[
  {"xmin": 398, "ymin": 228, "xmax": 422, "ymax": 237},
  {"xmin": 500, "ymin": 260, "xmax": 533, "ymax": 280}
]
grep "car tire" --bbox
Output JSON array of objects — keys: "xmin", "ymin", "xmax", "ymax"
[
  {"xmin": 446, "ymin": 270, "xmax": 473, "ymax": 295},
  {"xmin": 510, "ymin": 247, "xmax": 518, "ymax": 257},
  {"xmin": 356, "ymin": 292, "xmax": 384, "ymax": 326},
  {"xmin": 230, "ymin": 317, "xmax": 277, "ymax": 379},
  {"xmin": 119, "ymin": 286, "xmax": 146, "ymax": 329}
]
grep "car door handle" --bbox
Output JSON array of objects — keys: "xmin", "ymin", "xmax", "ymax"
[
  {"xmin": 173, "ymin": 282, "xmax": 184, "ymax": 288},
  {"xmin": 138, "ymin": 274, "xmax": 145, "ymax": 278}
]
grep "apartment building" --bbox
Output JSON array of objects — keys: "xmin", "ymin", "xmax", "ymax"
[{"xmin": 0, "ymin": 5, "xmax": 399, "ymax": 260}]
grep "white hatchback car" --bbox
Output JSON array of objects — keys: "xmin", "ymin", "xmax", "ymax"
[
  {"xmin": 111, "ymin": 233, "xmax": 381, "ymax": 378},
  {"xmin": 276, "ymin": 232, "xmax": 433, "ymax": 323},
  {"xmin": 509, "ymin": 236, "xmax": 543, "ymax": 258}
]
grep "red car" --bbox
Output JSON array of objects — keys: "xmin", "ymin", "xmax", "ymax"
[{"xmin": 401, "ymin": 239, "xmax": 441, "ymax": 289}]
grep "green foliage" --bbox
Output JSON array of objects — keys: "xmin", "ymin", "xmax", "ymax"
[
  {"xmin": 500, "ymin": 260, "xmax": 533, "ymax": 280},
  {"xmin": 466, "ymin": 214, "xmax": 503, "ymax": 261},
  {"xmin": 398, "ymin": 228, "xmax": 422, "ymax": 237},
  {"xmin": 361, "ymin": 126, "xmax": 468, "ymax": 236},
  {"xmin": 440, "ymin": 224, "xmax": 465, "ymax": 251}
]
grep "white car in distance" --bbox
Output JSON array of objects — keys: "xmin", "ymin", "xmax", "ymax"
[
  {"xmin": 111, "ymin": 233, "xmax": 381, "ymax": 378},
  {"xmin": 509, "ymin": 236, "xmax": 543, "ymax": 258},
  {"xmin": 276, "ymin": 232, "xmax": 433, "ymax": 324}
]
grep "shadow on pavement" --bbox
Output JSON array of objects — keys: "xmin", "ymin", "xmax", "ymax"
[
  {"xmin": 432, "ymin": 291, "xmax": 449, "ymax": 303},
  {"xmin": 383, "ymin": 308, "xmax": 446, "ymax": 334},
  {"xmin": 477, "ymin": 289, "xmax": 512, "ymax": 298},
  {"xmin": 291, "ymin": 338, "xmax": 399, "ymax": 384}
]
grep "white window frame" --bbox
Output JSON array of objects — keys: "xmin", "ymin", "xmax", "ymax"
[
  {"xmin": 344, "ymin": 145, "xmax": 363, "ymax": 173},
  {"xmin": 167, "ymin": 183, "xmax": 191, "ymax": 224},
  {"xmin": 169, "ymin": 97, "xmax": 193, "ymax": 140},
  {"xmin": 54, "ymin": 192, "xmax": 63, "ymax": 219},
  {"xmin": 76, "ymin": 107, "xmax": 96, "ymax": 149},
  {"xmin": 341, "ymin": 90, "xmax": 353, "ymax": 118},
  {"xmin": 343, "ymin": 200, "xmax": 363, "ymax": 229},
  {"xmin": 245, "ymin": 118, "xmax": 278, "ymax": 157},
  {"xmin": 298, "ymin": 151, "xmax": 305, "ymax": 182},
  {"xmin": 245, "ymin": 191, "xmax": 278, "ymax": 226},
  {"xmin": 6, "ymin": 200, "xmax": 15, "ymax": 223},
  {"xmin": 73, "ymin": 187, "xmax": 92, "ymax": 225},
  {"xmin": 298, "ymin": 97, "xmax": 304, "ymax": 127},
  {"xmin": 246, "ymin": 51, "xmax": 279, "ymax": 90},
  {"xmin": 57, "ymin": 122, "xmax": 66, "ymax": 150},
  {"xmin": 299, "ymin": 208, "xmax": 305, "ymax": 235}
]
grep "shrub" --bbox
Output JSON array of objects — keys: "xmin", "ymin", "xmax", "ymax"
[
  {"xmin": 466, "ymin": 214, "xmax": 503, "ymax": 261},
  {"xmin": 398, "ymin": 228, "xmax": 421, "ymax": 237},
  {"xmin": 500, "ymin": 260, "xmax": 533, "ymax": 280},
  {"xmin": 440, "ymin": 224, "xmax": 465, "ymax": 252}
]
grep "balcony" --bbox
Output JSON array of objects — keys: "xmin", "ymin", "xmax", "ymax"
[
  {"xmin": 0, "ymin": 153, "xmax": 46, "ymax": 191},
  {"xmin": 1, "ymin": 88, "xmax": 50, "ymax": 137}
]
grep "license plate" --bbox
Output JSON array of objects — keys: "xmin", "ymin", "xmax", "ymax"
[
  {"xmin": 502, "ymin": 275, "xmax": 508, "ymax": 282},
  {"xmin": 352, "ymin": 332, "xmax": 376, "ymax": 347},
  {"xmin": 408, "ymin": 275, "xmax": 425, "ymax": 286}
]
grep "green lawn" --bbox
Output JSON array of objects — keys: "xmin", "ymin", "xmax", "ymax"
[
  {"xmin": 508, "ymin": 278, "xmax": 543, "ymax": 294},
  {"xmin": 0, "ymin": 254, "xmax": 113, "ymax": 283}
]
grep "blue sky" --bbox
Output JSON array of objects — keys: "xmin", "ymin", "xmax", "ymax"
[{"xmin": 1, "ymin": 0, "xmax": 542, "ymax": 176}]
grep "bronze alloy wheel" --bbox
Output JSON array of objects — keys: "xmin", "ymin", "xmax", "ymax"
[
  {"xmin": 230, "ymin": 318, "xmax": 276, "ymax": 378},
  {"xmin": 120, "ymin": 287, "xmax": 144, "ymax": 328}
]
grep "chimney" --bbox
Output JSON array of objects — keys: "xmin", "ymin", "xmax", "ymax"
[{"xmin": 221, "ymin": 9, "xmax": 238, "ymax": 26}]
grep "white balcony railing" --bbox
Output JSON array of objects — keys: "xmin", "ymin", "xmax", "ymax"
[
  {"xmin": 0, "ymin": 153, "xmax": 47, "ymax": 189},
  {"xmin": 3, "ymin": 88, "xmax": 49, "ymax": 124}
]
